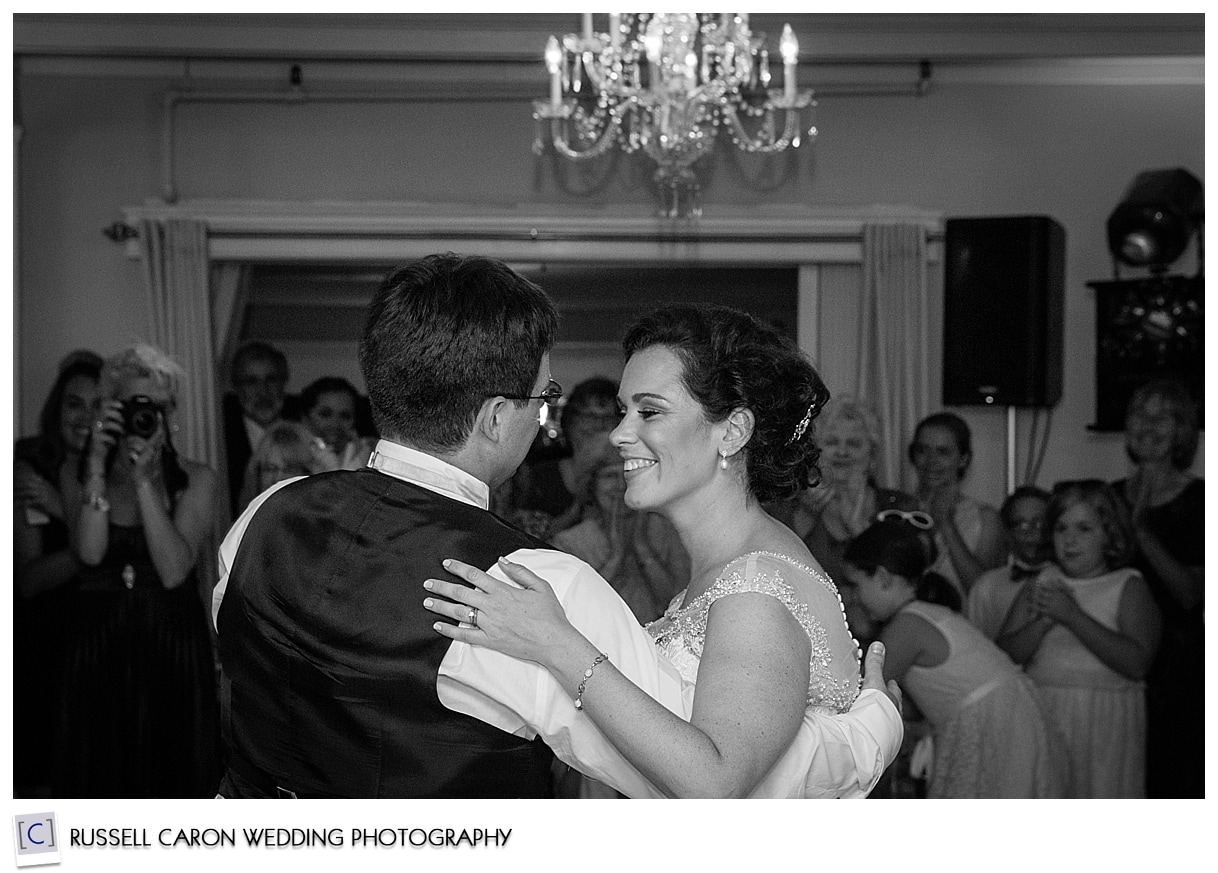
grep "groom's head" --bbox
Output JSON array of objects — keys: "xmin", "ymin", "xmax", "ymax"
[{"xmin": 360, "ymin": 253, "xmax": 558, "ymax": 469}]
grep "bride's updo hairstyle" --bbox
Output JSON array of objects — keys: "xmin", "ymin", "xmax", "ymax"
[{"xmin": 622, "ymin": 304, "xmax": 830, "ymax": 503}]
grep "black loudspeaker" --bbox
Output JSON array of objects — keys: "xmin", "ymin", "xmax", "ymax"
[{"xmin": 943, "ymin": 216, "xmax": 1065, "ymax": 407}]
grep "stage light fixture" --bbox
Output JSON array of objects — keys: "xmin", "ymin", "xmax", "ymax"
[{"xmin": 1106, "ymin": 168, "xmax": 1202, "ymax": 270}]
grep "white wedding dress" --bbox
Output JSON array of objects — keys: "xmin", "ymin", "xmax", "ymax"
[{"xmin": 647, "ymin": 550, "xmax": 862, "ymax": 716}]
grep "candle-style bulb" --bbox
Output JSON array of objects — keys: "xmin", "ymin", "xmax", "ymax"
[
  {"xmin": 545, "ymin": 35, "xmax": 563, "ymax": 74},
  {"xmin": 780, "ymin": 24, "xmax": 799, "ymax": 64}
]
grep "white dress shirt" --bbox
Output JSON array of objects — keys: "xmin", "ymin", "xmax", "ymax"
[{"xmin": 214, "ymin": 438, "xmax": 902, "ymax": 798}]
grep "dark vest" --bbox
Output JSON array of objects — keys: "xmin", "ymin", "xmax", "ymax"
[{"xmin": 217, "ymin": 468, "xmax": 554, "ymax": 798}]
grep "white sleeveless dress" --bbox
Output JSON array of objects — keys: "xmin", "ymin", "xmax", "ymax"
[{"xmin": 1025, "ymin": 568, "xmax": 1147, "ymax": 797}]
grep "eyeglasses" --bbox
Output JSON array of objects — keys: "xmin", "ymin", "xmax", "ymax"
[
  {"xmin": 495, "ymin": 379, "xmax": 563, "ymax": 407},
  {"xmin": 1008, "ymin": 519, "xmax": 1045, "ymax": 533},
  {"xmin": 876, "ymin": 509, "xmax": 934, "ymax": 530}
]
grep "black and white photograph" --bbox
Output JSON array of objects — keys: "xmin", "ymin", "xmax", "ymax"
[{"xmin": 7, "ymin": 10, "xmax": 1208, "ymax": 869}]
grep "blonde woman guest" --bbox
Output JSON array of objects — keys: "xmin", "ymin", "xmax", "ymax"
[
  {"xmin": 58, "ymin": 344, "xmax": 220, "ymax": 797},
  {"xmin": 1112, "ymin": 379, "xmax": 1203, "ymax": 798},
  {"xmin": 800, "ymin": 397, "xmax": 918, "ymax": 640}
]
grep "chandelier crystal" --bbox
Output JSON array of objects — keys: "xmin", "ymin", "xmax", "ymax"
[{"xmin": 533, "ymin": 13, "xmax": 816, "ymax": 219}]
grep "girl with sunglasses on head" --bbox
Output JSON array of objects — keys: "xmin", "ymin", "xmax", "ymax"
[
  {"xmin": 841, "ymin": 512, "xmax": 1067, "ymax": 798},
  {"xmin": 997, "ymin": 480, "xmax": 1161, "ymax": 797}
]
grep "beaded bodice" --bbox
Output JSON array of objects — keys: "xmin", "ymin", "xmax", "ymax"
[{"xmin": 645, "ymin": 551, "xmax": 861, "ymax": 714}]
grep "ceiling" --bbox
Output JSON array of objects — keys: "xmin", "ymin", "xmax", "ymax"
[{"xmin": 15, "ymin": 13, "xmax": 1204, "ymax": 64}]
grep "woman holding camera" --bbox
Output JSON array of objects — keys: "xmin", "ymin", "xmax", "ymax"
[{"xmin": 57, "ymin": 344, "xmax": 220, "ymax": 798}]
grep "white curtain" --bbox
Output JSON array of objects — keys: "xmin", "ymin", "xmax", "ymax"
[
  {"xmin": 139, "ymin": 218, "xmax": 221, "ymax": 471},
  {"xmin": 856, "ymin": 223, "xmax": 934, "ymax": 494}
]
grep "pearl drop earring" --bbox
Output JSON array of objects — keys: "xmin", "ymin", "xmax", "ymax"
[{"xmin": 719, "ymin": 449, "xmax": 729, "ymax": 471}]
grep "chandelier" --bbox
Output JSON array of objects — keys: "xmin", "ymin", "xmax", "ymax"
[{"xmin": 532, "ymin": 13, "xmax": 815, "ymax": 219}]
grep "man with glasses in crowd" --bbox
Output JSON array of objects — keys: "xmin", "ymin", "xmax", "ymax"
[
  {"xmin": 222, "ymin": 341, "xmax": 299, "ymax": 516},
  {"xmin": 212, "ymin": 252, "xmax": 901, "ymax": 798}
]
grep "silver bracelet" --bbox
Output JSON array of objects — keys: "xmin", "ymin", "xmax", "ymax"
[{"xmin": 573, "ymin": 652, "xmax": 610, "ymax": 711}]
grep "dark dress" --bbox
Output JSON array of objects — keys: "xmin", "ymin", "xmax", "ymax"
[
  {"xmin": 12, "ymin": 438, "xmax": 73, "ymax": 794},
  {"xmin": 1113, "ymin": 477, "xmax": 1204, "ymax": 799},
  {"xmin": 54, "ymin": 522, "xmax": 220, "ymax": 798}
]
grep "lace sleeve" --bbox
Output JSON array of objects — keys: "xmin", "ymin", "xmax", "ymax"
[
  {"xmin": 703, "ymin": 553, "xmax": 807, "ymax": 624},
  {"xmin": 705, "ymin": 553, "xmax": 860, "ymax": 713}
]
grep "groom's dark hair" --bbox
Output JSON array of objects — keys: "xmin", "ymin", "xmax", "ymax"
[{"xmin": 360, "ymin": 253, "xmax": 558, "ymax": 451}]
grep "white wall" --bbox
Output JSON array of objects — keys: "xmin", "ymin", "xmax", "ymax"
[{"xmin": 15, "ymin": 62, "xmax": 1204, "ymax": 508}]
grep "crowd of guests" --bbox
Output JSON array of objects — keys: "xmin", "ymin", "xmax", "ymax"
[{"xmin": 13, "ymin": 335, "xmax": 1203, "ymax": 800}]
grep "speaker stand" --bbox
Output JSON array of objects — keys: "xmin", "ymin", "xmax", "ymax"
[{"xmin": 1005, "ymin": 407, "xmax": 1017, "ymax": 494}]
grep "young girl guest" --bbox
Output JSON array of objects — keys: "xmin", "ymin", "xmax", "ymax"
[
  {"xmin": 997, "ymin": 480, "xmax": 1161, "ymax": 798},
  {"xmin": 842, "ymin": 513, "xmax": 1067, "ymax": 798}
]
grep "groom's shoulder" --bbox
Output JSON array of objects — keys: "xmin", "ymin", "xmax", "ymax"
[{"xmin": 503, "ymin": 548, "xmax": 619, "ymax": 604}]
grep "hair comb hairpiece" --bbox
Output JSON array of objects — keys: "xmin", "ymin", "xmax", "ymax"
[{"xmin": 787, "ymin": 401, "xmax": 817, "ymax": 445}]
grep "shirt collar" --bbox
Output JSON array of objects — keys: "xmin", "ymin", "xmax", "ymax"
[{"xmin": 367, "ymin": 439, "xmax": 490, "ymax": 510}]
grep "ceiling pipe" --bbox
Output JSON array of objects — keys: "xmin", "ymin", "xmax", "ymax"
[{"xmin": 154, "ymin": 59, "xmax": 930, "ymax": 203}]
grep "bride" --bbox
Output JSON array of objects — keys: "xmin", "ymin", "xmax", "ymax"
[{"xmin": 425, "ymin": 304, "xmax": 882, "ymax": 797}]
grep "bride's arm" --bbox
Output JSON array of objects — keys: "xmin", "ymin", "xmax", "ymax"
[{"xmin": 426, "ymin": 558, "xmax": 811, "ymax": 798}]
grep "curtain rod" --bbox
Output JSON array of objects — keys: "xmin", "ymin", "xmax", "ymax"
[{"xmin": 104, "ymin": 222, "xmax": 947, "ymax": 244}]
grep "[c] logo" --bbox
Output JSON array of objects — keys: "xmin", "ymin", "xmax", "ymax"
[{"xmin": 12, "ymin": 813, "xmax": 61, "ymax": 867}]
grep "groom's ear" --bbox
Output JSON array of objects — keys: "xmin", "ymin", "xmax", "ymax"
[
  {"xmin": 476, "ymin": 396, "xmax": 509, "ymax": 444},
  {"xmin": 721, "ymin": 407, "xmax": 755, "ymax": 456}
]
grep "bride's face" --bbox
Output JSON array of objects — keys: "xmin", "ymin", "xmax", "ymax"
[{"xmin": 610, "ymin": 345, "xmax": 721, "ymax": 514}]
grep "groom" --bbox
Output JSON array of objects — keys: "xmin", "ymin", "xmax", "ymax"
[{"xmin": 213, "ymin": 253, "xmax": 902, "ymax": 798}]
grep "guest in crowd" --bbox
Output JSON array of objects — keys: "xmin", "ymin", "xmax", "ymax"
[
  {"xmin": 798, "ymin": 396, "xmax": 918, "ymax": 641},
  {"xmin": 997, "ymin": 480, "xmax": 1160, "ymax": 797},
  {"xmin": 908, "ymin": 412, "xmax": 1005, "ymax": 600},
  {"xmin": 13, "ymin": 351, "xmax": 102, "ymax": 796},
  {"xmin": 57, "ymin": 343, "xmax": 221, "ymax": 797},
  {"xmin": 551, "ymin": 441, "xmax": 689, "ymax": 624},
  {"xmin": 514, "ymin": 376, "xmax": 621, "ymax": 537},
  {"xmin": 841, "ymin": 513, "xmax": 1067, "ymax": 798},
  {"xmin": 1112, "ymin": 379, "xmax": 1204, "ymax": 798},
  {"xmin": 966, "ymin": 486, "xmax": 1052, "ymax": 640},
  {"xmin": 15, "ymin": 352, "xmax": 103, "ymax": 596},
  {"xmin": 222, "ymin": 341, "xmax": 298, "ymax": 516},
  {"xmin": 299, "ymin": 376, "xmax": 378, "ymax": 472},
  {"xmin": 236, "ymin": 420, "xmax": 329, "ymax": 513}
]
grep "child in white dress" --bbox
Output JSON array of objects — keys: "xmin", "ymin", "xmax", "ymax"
[
  {"xmin": 842, "ymin": 512, "xmax": 1067, "ymax": 798},
  {"xmin": 998, "ymin": 480, "xmax": 1161, "ymax": 797}
]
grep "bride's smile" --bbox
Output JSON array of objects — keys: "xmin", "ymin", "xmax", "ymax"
[{"xmin": 610, "ymin": 345, "xmax": 724, "ymax": 514}]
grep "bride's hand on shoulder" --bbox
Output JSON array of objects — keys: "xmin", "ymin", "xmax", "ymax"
[{"xmin": 423, "ymin": 557, "xmax": 577, "ymax": 666}]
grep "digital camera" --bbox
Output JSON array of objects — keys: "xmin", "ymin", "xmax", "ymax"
[{"xmin": 122, "ymin": 395, "xmax": 163, "ymax": 439}]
